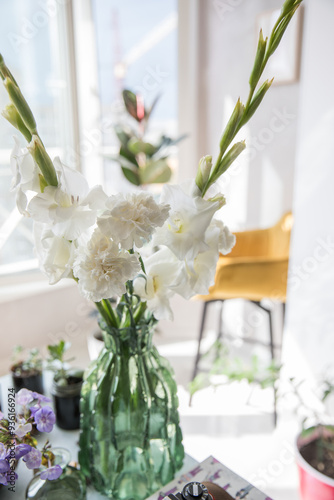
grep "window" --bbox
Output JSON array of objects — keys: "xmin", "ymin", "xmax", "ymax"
[
  {"xmin": 91, "ymin": 0, "xmax": 178, "ymax": 193},
  {"xmin": 0, "ymin": 0, "xmax": 76, "ymax": 274}
]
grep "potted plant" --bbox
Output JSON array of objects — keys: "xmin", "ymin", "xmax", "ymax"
[
  {"xmin": 292, "ymin": 377, "xmax": 334, "ymax": 500},
  {"xmin": 11, "ymin": 346, "xmax": 43, "ymax": 394},
  {"xmin": 110, "ymin": 89, "xmax": 185, "ymax": 187},
  {"xmin": 46, "ymin": 341, "xmax": 83, "ymax": 431}
]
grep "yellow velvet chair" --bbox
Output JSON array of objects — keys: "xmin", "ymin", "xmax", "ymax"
[{"xmin": 192, "ymin": 212, "xmax": 293, "ymax": 423}]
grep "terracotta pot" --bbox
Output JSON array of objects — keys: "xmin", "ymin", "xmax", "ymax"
[{"xmin": 296, "ymin": 426, "xmax": 334, "ymax": 500}]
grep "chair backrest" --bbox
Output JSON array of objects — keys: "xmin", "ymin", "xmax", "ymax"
[
  {"xmin": 267, "ymin": 211, "xmax": 293, "ymax": 259},
  {"xmin": 227, "ymin": 211, "xmax": 293, "ymax": 260}
]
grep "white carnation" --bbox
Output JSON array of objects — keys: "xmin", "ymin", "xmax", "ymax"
[
  {"xmin": 97, "ymin": 192, "xmax": 170, "ymax": 249},
  {"xmin": 73, "ymin": 229, "xmax": 141, "ymax": 302}
]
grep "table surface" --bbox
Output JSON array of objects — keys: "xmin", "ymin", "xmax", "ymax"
[{"xmin": 0, "ymin": 374, "xmax": 198, "ymax": 499}]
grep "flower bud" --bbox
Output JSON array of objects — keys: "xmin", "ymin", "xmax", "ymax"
[
  {"xmin": 208, "ymin": 194, "xmax": 226, "ymax": 208},
  {"xmin": 249, "ymin": 30, "xmax": 267, "ymax": 89},
  {"xmin": 4, "ymin": 77, "xmax": 37, "ymax": 135},
  {"xmin": 213, "ymin": 140, "xmax": 246, "ymax": 183},
  {"xmin": 28, "ymin": 135, "xmax": 58, "ymax": 187},
  {"xmin": 2, "ymin": 103, "xmax": 32, "ymax": 142},
  {"xmin": 195, "ymin": 155, "xmax": 212, "ymax": 192},
  {"xmin": 243, "ymin": 79, "xmax": 273, "ymax": 124},
  {"xmin": 219, "ymin": 99, "xmax": 245, "ymax": 156}
]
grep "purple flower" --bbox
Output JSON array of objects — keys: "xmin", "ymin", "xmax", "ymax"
[
  {"xmin": 29, "ymin": 405, "xmax": 40, "ymax": 418},
  {"xmin": 0, "ymin": 443, "xmax": 7, "ymax": 460},
  {"xmin": 34, "ymin": 406, "xmax": 56, "ymax": 433},
  {"xmin": 40, "ymin": 464, "xmax": 63, "ymax": 480},
  {"xmin": 16, "ymin": 388, "xmax": 34, "ymax": 406},
  {"xmin": 0, "ymin": 459, "xmax": 10, "ymax": 474},
  {"xmin": 23, "ymin": 448, "xmax": 42, "ymax": 469},
  {"xmin": 14, "ymin": 418, "xmax": 32, "ymax": 438},
  {"xmin": 15, "ymin": 443, "xmax": 32, "ymax": 460},
  {"xmin": 31, "ymin": 392, "xmax": 51, "ymax": 403},
  {"xmin": 0, "ymin": 472, "xmax": 8, "ymax": 486}
]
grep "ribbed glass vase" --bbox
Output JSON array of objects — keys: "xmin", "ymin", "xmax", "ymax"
[{"xmin": 78, "ymin": 321, "xmax": 184, "ymax": 500}]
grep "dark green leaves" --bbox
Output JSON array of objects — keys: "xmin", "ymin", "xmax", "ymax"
[{"xmin": 111, "ymin": 90, "xmax": 184, "ymax": 186}]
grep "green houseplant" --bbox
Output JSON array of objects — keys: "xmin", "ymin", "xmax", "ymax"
[{"xmin": 110, "ymin": 89, "xmax": 185, "ymax": 186}]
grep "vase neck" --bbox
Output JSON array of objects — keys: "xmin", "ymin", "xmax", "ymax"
[{"xmin": 101, "ymin": 324, "xmax": 154, "ymax": 355}]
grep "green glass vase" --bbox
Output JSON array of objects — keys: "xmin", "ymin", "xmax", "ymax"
[{"xmin": 79, "ymin": 321, "xmax": 184, "ymax": 500}]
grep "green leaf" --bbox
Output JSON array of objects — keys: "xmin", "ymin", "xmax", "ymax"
[
  {"xmin": 123, "ymin": 89, "xmax": 144, "ymax": 122},
  {"xmin": 144, "ymin": 93, "xmax": 161, "ymax": 122},
  {"xmin": 121, "ymin": 165, "xmax": 140, "ymax": 186},
  {"xmin": 154, "ymin": 134, "xmax": 188, "ymax": 154},
  {"xmin": 114, "ymin": 125, "xmax": 132, "ymax": 147},
  {"xmin": 127, "ymin": 137, "xmax": 157, "ymax": 157},
  {"xmin": 139, "ymin": 158, "xmax": 172, "ymax": 184},
  {"xmin": 119, "ymin": 144, "xmax": 139, "ymax": 167}
]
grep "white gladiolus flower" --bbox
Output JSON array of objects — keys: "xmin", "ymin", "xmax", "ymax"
[
  {"xmin": 170, "ymin": 219, "xmax": 235, "ymax": 299},
  {"xmin": 28, "ymin": 158, "xmax": 108, "ymax": 240},
  {"xmin": 10, "ymin": 137, "xmax": 40, "ymax": 215},
  {"xmin": 133, "ymin": 248, "xmax": 182, "ymax": 320},
  {"xmin": 73, "ymin": 229, "xmax": 141, "ymax": 302},
  {"xmin": 97, "ymin": 192, "xmax": 170, "ymax": 249},
  {"xmin": 154, "ymin": 180, "xmax": 220, "ymax": 261},
  {"xmin": 210, "ymin": 219, "xmax": 236, "ymax": 255},
  {"xmin": 172, "ymin": 249, "xmax": 219, "ymax": 299},
  {"xmin": 34, "ymin": 223, "xmax": 75, "ymax": 285}
]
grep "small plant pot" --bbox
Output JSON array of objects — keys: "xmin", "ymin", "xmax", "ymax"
[
  {"xmin": 296, "ymin": 426, "xmax": 334, "ymax": 500},
  {"xmin": 52, "ymin": 372, "xmax": 83, "ymax": 431},
  {"xmin": 11, "ymin": 363, "xmax": 44, "ymax": 394}
]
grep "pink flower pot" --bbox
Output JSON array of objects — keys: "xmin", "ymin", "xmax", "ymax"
[{"xmin": 296, "ymin": 427, "xmax": 334, "ymax": 500}]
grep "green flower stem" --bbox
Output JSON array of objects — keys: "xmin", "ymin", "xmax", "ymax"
[
  {"xmin": 133, "ymin": 301, "xmax": 147, "ymax": 324},
  {"xmin": 200, "ymin": 1, "xmax": 303, "ymax": 197},
  {"xmin": 95, "ymin": 300, "xmax": 119, "ymax": 329}
]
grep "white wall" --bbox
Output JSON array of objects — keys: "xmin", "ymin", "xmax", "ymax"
[
  {"xmin": 284, "ymin": 0, "xmax": 334, "ymax": 380},
  {"xmin": 0, "ymin": 281, "xmax": 96, "ymax": 376},
  {"xmin": 198, "ymin": 0, "xmax": 301, "ymax": 230}
]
